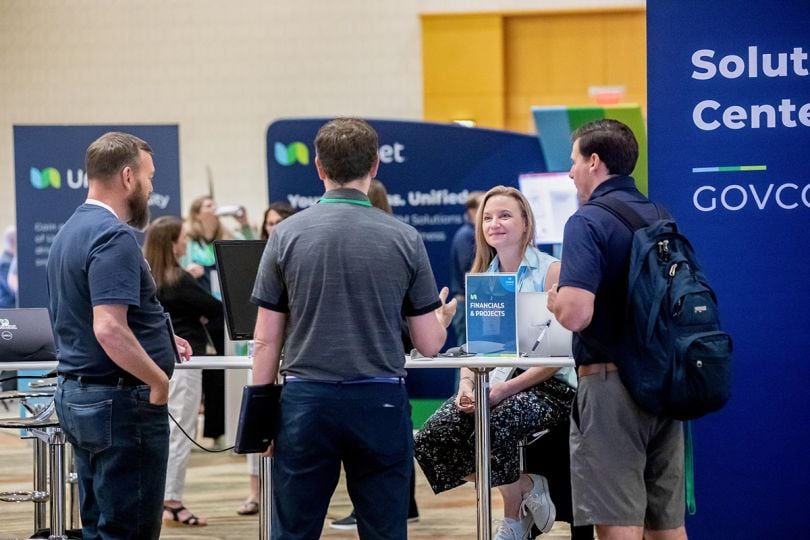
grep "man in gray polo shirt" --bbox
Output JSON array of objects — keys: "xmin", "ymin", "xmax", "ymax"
[{"xmin": 251, "ymin": 117, "xmax": 456, "ymax": 539}]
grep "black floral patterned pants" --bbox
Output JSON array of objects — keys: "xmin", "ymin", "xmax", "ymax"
[{"xmin": 414, "ymin": 377, "xmax": 575, "ymax": 494}]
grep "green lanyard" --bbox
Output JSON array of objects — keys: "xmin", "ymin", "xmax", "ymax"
[{"xmin": 319, "ymin": 197, "xmax": 372, "ymax": 207}]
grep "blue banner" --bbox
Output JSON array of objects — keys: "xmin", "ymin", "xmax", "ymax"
[
  {"xmin": 267, "ymin": 119, "xmax": 547, "ymax": 395},
  {"xmin": 13, "ymin": 125, "xmax": 181, "ymax": 309},
  {"xmin": 648, "ymin": 2, "xmax": 809, "ymax": 537}
]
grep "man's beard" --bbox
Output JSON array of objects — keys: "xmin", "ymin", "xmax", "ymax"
[{"xmin": 127, "ymin": 181, "xmax": 150, "ymax": 230}]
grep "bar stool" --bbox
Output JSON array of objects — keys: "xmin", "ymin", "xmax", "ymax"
[
  {"xmin": 519, "ymin": 422, "xmax": 594, "ymax": 540},
  {"xmin": 0, "ymin": 399, "xmax": 70, "ymax": 540},
  {"xmin": 20, "ymin": 379, "xmax": 80, "ymax": 530},
  {"xmin": 1, "ymin": 391, "xmax": 52, "ymax": 531}
]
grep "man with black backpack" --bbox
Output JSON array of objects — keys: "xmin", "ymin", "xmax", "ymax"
[{"xmin": 548, "ymin": 119, "xmax": 688, "ymax": 540}]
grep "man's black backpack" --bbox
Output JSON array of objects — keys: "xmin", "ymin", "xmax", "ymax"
[{"xmin": 588, "ymin": 196, "xmax": 732, "ymax": 420}]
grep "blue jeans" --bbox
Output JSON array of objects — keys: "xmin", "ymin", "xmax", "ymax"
[
  {"xmin": 273, "ymin": 381, "xmax": 413, "ymax": 540},
  {"xmin": 55, "ymin": 377, "xmax": 169, "ymax": 540}
]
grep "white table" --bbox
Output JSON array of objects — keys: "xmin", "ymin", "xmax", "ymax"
[{"xmin": 4, "ymin": 355, "xmax": 574, "ymax": 540}]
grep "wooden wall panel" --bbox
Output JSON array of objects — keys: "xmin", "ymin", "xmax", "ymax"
[
  {"xmin": 421, "ymin": 14, "xmax": 505, "ymax": 128},
  {"xmin": 504, "ymin": 10, "xmax": 646, "ymax": 132},
  {"xmin": 422, "ymin": 8, "xmax": 646, "ymax": 133},
  {"xmin": 504, "ymin": 13, "xmax": 605, "ymax": 131}
]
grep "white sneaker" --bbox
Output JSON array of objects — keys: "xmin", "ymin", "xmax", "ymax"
[
  {"xmin": 522, "ymin": 474, "xmax": 556, "ymax": 534},
  {"xmin": 493, "ymin": 515, "xmax": 533, "ymax": 540}
]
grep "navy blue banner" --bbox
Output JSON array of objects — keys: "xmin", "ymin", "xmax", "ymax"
[
  {"xmin": 267, "ymin": 119, "xmax": 547, "ymax": 395},
  {"xmin": 268, "ymin": 119, "xmax": 546, "ymax": 290},
  {"xmin": 648, "ymin": 2, "xmax": 809, "ymax": 537},
  {"xmin": 13, "ymin": 125, "xmax": 181, "ymax": 309}
]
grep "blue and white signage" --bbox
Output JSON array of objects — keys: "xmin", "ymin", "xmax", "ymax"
[
  {"xmin": 648, "ymin": 2, "xmax": 809, "ymax": 537},
  {"xmin": 267, "ymin": 119, "xmax": 548, "ymax": 396},
  {"xmin": 267, "ymin": 119, "xmax": 547, "ymax": 292},
  {"xmin": 13, "ymin": 125, "xmax": 181, "ymax": 308},
  {"xmin": 465, "ymin": 273, "xmax": 518, "ymax": 356}
]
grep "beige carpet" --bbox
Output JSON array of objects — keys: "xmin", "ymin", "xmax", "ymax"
[{"xmin": 0, "ymin": 430, "xmax": 574, "ymax": 539}]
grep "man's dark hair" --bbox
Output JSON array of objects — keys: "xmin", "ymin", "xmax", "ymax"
[
  {"xmin": 572, "ymin": 119, "xmax": 638, "ymax": 176},
  {"xmin": 314, "ymin": 118, "xmax": 378, "ymax": 184},
  {"xmin": 86, "ymin": 132, "xmax": 152, "ymax": 181},
  {"xmin": 464, "ymin": 191, "xmax": 484, "ymax": 212}
]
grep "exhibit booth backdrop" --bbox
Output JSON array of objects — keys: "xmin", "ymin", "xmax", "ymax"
[
  {"xmin": 532, "ymin": 104, "xmax": 649, "ymax": 194},
  {"xmin": 267, "ymin": 118, "xmax": 548, "ymax": 399},
  {"xmin": 648, "ymin": 1, "xmax": 809, "ymax": 537},
  {"xmin": 13, "ymin": 125, "xmax": 181, "ymax": 309}
]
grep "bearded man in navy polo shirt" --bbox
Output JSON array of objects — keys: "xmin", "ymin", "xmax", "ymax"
[{"xmin": 47, "ymin": 132, "xmax": 191, "ymax": 540}]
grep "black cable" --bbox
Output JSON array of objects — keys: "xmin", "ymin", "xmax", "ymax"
[{"xmin": 167, "ymin": 410, "xmax": 235, "ymax": 453}]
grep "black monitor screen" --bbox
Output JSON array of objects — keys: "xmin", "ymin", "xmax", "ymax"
[{"xmin": 213, "ymin": 240, "xmax": 267, "ymax": 341}]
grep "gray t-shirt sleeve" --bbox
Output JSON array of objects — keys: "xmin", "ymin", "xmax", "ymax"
[
  {"xmin": 403, "ymin": 234, "xmax": 441, "ymax": 316},
  {"xmin": 251, "ymin": 233, "xmax": 289, "ymax": 312}
]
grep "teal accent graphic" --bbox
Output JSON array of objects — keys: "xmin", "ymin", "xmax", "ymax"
[
  {"xmin": 30, "ymin": 167, "xmax": 61, "ymax": 189},
  {"xmin": 692, "ymin": 165, "xmax": 767, "ymax": 173},
  {"xmin": 274, "ymin": 141, "xmax": 310, "ymax": 166},
  {"xmin": 532, "ymin": 107, "xmax": 572, "ymax": 172},
  {"xmin": 533, "ymin": 104, "xmax": 649, "ymax": 195}
]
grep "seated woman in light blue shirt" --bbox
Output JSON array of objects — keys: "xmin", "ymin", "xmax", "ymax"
[{"xmin": 414, "ymin": 186, "xmax": 576, "ymax": 540}]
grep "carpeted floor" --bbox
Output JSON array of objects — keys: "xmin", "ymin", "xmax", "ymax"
[{"xmin": 0, "ymin": 429, "xmax": 575, "ymax": 539}]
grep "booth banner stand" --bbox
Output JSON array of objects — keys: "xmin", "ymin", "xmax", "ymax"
[
  {"xmin": 266, "ymin": 118, "xmax": 549, "ymax": 399},
  {"xmin": 13, "ymin": 125, "xmax": 181, "ymax": 309},
  {"xmin": 647, "ymin": 1, "xmax": 810, "ymax": 537}
]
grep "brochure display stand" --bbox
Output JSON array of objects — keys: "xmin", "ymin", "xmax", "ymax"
[{"xmin": 465, "ymin": 273, "xmax": 518, "ymax": 356}]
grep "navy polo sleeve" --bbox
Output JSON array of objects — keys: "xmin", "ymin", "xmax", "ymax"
[
  {"xmin": 87, "ymin": 230, "xmax": 142, "ymax": 307},
  {"xmin": 558, "ymin": 214, "xmax": 607, "ymax": 295}
]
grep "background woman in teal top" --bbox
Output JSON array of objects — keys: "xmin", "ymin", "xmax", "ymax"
[
  {"xmin": 415, "ymin": 186, "xmax": 576, "ymax": 540},
  {"xmin": 182, "ymin": 194, "xmax": 255, "ymax": 446},
  {"xmin": 183, "ymin": 195, "xmax": 255, "ymax": 294}
]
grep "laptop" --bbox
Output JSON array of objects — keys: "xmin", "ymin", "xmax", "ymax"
[
  {"xmin": 515, "ymin": 292, "xmax": 572, "ymax": 357},
  {"xmin": 0, "ymin": 308, "xmax": 58, "ymax": 362},
  {"xmin": 234, "ymin": 383, "xmax": 282, "ymax": 454}
]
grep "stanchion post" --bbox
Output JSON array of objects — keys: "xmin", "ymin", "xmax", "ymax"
[
  {"xmin": 47, "ymin": 427, "xmax": 67, "ymax": 540},
  {"xmin": 66, "ymin": 443, "xmax": 80, "ymax": 530},
  {"xmin": 33, "ymin": 438, "xmax": 48, "ymax": 531},
  {"xmin": 259, "ymin": 455, "xmax": 272, "ymax": 540},
  {"xmin": 473, "ymin": 367, "xmax": 492, "ymax": 540}
]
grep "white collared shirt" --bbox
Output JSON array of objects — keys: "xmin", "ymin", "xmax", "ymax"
[{"xmin": 85, "ymin": 198, "xmax": 119, "ymax": 219}]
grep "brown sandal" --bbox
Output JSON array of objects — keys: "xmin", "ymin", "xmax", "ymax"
[
  {"xmin": 163, "ymin": 505, "xmax": 207, "ymax": 527},
  {"xmin": 237, "ymin": 500, "xmax": 260, "ymax": 515}
]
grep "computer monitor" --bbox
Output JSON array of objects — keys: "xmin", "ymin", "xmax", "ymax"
[
  {"xmin": 213, "ymin": 240, "xmax": 267, "ymax": 341},
  {"xmin": 0, "ymin": 308, "xmax": 58, "ymax": 362},
  {"xmin": 518, "ymin": 172, "xmax": 578, "ymax": 245}
]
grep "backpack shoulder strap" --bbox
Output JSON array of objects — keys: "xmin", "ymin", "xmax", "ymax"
[{"xmin": 587, "ymin": 196, "xmax": 650, "ymax": 232}]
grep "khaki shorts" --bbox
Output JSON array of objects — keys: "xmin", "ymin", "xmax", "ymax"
[{"xmin": 569, "ymin": 368, "xmax": 685, "ymax": 529}]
